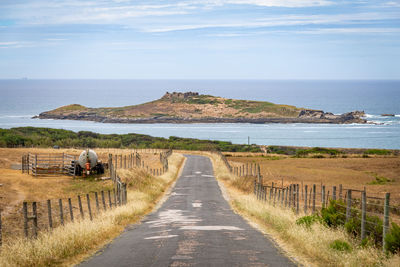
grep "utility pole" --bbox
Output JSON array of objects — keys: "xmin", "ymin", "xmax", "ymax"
[{"xmin": 248, "ymin": 136, "xmax": 250, "ymax": 145}]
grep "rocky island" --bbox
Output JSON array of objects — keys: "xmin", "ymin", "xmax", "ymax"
[{"xmin": 35, "ymin": 92, "xmax": 367, "ymax": 124}]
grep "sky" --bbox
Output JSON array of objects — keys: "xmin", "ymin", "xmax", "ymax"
[{"xmin": 0, "ymin": 0, "xmax": 399, "ymax": 79}]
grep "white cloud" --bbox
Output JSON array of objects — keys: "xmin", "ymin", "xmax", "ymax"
[
  {"xmin": 143, "ymin": 12, "xmax": 400, "ymax": 32},
  {"xmin": 0, "ymin": 42, "xmax": 19, "ymax": 46},
  {"xmin": 1, "ymin": 0, "xmax": 335, "ymax": 26},
  {"xmin": 0, "ymin": 41, "xmax": 35, "ymax": 49},
  {"xmin": 223, "ymin": 0, "xmax": 333, "ymax": 7},
  {"xmin": 296, "ymin": 27, "xmax": 400, "ymax": 34},
  {"xmin": 384, "ymin": 1, "xmax": 400, "ymax": 7},
  {"xmin": 45, "ymin": 38, "xmax": 67, "ymax": 41}
]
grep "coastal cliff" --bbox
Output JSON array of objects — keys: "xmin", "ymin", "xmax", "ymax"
[{"xmin": 35, "ymin": 92, "xmax": 366, "ymax": 124}]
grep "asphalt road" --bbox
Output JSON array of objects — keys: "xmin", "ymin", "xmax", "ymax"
[{"xmin": 80, "ymin": 155, "xmax": 296, "ymax": 267}]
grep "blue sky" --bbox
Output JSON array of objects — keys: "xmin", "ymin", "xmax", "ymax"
[{"xmin": 0, "ymin": 0, "xmax": 399, "ymax": 79}]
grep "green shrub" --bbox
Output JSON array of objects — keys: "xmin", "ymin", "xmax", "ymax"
[
  {"xmin": 321, "ymin": 200, "xmax": 346, "ymax": 227},
  {"xmin": 385, "ymin": 223, "xmax": 400, "ymax": 254},
  {"xmin": 0, "ymin": 127, "xmax": 262, "ymax": 152},
  {"xmin": 330, "ymin": 240, "xmax": 352, "ymax": 252},
  {"xmin": 295, "ymin": 147, "xmax": 341, "ymax": 157},
  {"xmin": 296, "ymin": 214, "xmax": 321, "ymax": 228},
  {"xmin": 364, "ymin": 149, "xmax": 392, "ymax": 155},
  {"xmin": 368, "ymin": 174, "xmax": 392, "ymax": 185}
]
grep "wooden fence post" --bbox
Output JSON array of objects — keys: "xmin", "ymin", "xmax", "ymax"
[
  {"xmin": 47, "ymin": 199, "xmax": 53, "ymax": 229},
  {"xmin": 270, "ymin": 182, "xmax": 274, "ymax": 202},
  {"xmin": 361, "ymin": 190, "xmax": 366, "ymax": 241},
  {"xmin": 285, "ymin": 187, "xmax": 288, "ymax": 207},
  {"xmin": 273, "ymin": 188, "xmax": 277, "ymax": 206},
  {"xmin": 59, "ymin": 199, "xmax": 64, "ymax": 225},
  {"xmin": 333, "ymin": 186, "xmax": 337, "ymax": 201},
  {"xmin": 87, "ymin": 194, "xmax": 93, "ymax": 221},
  {"xmin": 101, "ymin": 191, "xmax": 107, "ymax": 210},
  {"xmin": 322, "ymin": 185, "xmax": 326, "ymax": 208},
  {"xmin": 78, "ymin": 195, "xmax": 84, "ymax": 219},
  {"xmin": 304, "ymin": 185, "xmax": 308, "ymax": 214},
  {"xmin": 113, "ymin": 189, "xmax": 117, "ymax": 207},
  {"xmin": 32, "ymin": 202, "xmax": 38, "ymax": 238},
  {"xmin": 23, "ymin": 202, "xmax": 28, "ymax": 237},
  {"xmin": 339, "ymin": 184, "xmax": 343, "ymax": 201},
  {"xmin": 312, "ymin": 184, "xmax": 316, "ymax": 214},
  {"xmin": 383, "ymin": 193, "xmax": 390, "ymax": 252},
  {"xmin": 68, "ymin": 198, "xmax": 74, "ymax": 222},
  {"xmin": 288, "ymin": 184, "xmax": 292, "ymax": 208},
  {"xmin": 346, "ymin": 190, "xmax": 352, "ymax": 223}
]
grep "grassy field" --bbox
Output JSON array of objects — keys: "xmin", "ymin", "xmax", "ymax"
[
  {"xmin": 0, "ymin": 150, "xmax": 185, "ymax": 266},
  {"xmin": 226, "ymin": 154, "xmax": 400, "ymax": 199},
  {"xmin": 0, "ymin": 148, "xmax": 168, "ymax": 246},
  {"xmin": 204, "ymin": 152, "xmax": 400, "ymax": 267}
]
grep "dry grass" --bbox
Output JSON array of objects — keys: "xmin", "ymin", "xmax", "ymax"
[
  {"xmin": 228, "ymin": 156, "xmax": 400, "ymax": 199},
  {"xmin": 0, "ymin": 147, "xmax": 164, "ymax": 209},
  {"xmin": 0, "ymin": 153, "xmax": 185, "ymax": 267},
  {"xmin": 202, "ymin": 151, "xmax": 400, "ymax": 267}
]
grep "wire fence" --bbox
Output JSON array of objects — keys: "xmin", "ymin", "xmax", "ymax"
[
  {"xmin": 0, "ymin": 149, "xmax": 173, "ymax": 247},
  {"xmin": 215, "ymin": 153, "xmax": 398, "ymax": 252},
  {"xmin": 252, "ymin": 180, "xmax": 395, "ymax": 251}
]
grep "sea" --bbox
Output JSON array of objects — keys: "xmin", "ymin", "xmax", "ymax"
[{"xmin": 0, "ymin": 79, "xmax": 399, "ymax": 149}]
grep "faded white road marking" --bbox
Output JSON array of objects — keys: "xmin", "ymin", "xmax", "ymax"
[
  {"xmin": 171, "ymin": 255, "xmax": 193, "ymax": 260},
  {"xmin": 180, "ymin": 226, "xmax": 243, "ymax": 231},
  {"xmin": 171, "ymin": 192, "xmax": 188, "ymax": 196},
  {"xmin": 192, "ymin": 202, "xmax": 202, "ymax": 208},
  {"xmin": 194, "ymin": 171, "xmax": 202, "ymax": 174},
  {"xmin": 144, "ymin": 235, "xmax": 178, "ymax": 240},
  {"xmin": 184, "ymin": 175, "xmax": 195, "ymax": 177},
  {"xmin": 201, "ymin": 174, "xmax": 214, "ymax": 177},
  {"xmin": 146, "ymin": 209, "xmax": 201, "ymax": 228}
]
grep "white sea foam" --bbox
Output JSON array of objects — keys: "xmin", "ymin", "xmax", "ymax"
[{"xmin": 364, "ymin": 114, "xmax": 380, "ymax": 119}]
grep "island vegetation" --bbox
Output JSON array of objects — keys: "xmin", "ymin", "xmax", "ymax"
[{"xmin": 36, "ymin": 92, "xmax": 366, "ymax": 124}]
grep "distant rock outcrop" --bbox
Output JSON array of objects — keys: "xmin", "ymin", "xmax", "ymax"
[
  {"xmin": 298, "ymin": 109, "xmax": 365, "ymax": 123},
  {"xmin": 35, "ymin": 92, "xmax": 368, "ymax": 124},
  {"xmin": 162, "ymin": 91, "xmax": 199, "ymax": 100}
]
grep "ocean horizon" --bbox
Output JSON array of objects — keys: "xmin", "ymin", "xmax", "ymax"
[{"xmin": 1, "ymin": 79, "xmax": 399, "ymax": 149}]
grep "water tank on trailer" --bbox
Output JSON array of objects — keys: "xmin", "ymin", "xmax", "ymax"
[{"xmin": 78, "ymin": 149, "xmax": 98, "ymax": 169}]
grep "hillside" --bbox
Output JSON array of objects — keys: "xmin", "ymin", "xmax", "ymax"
[{"xmin": 36, "ymin": 92, "xmax": 366, "ymax": 124}]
